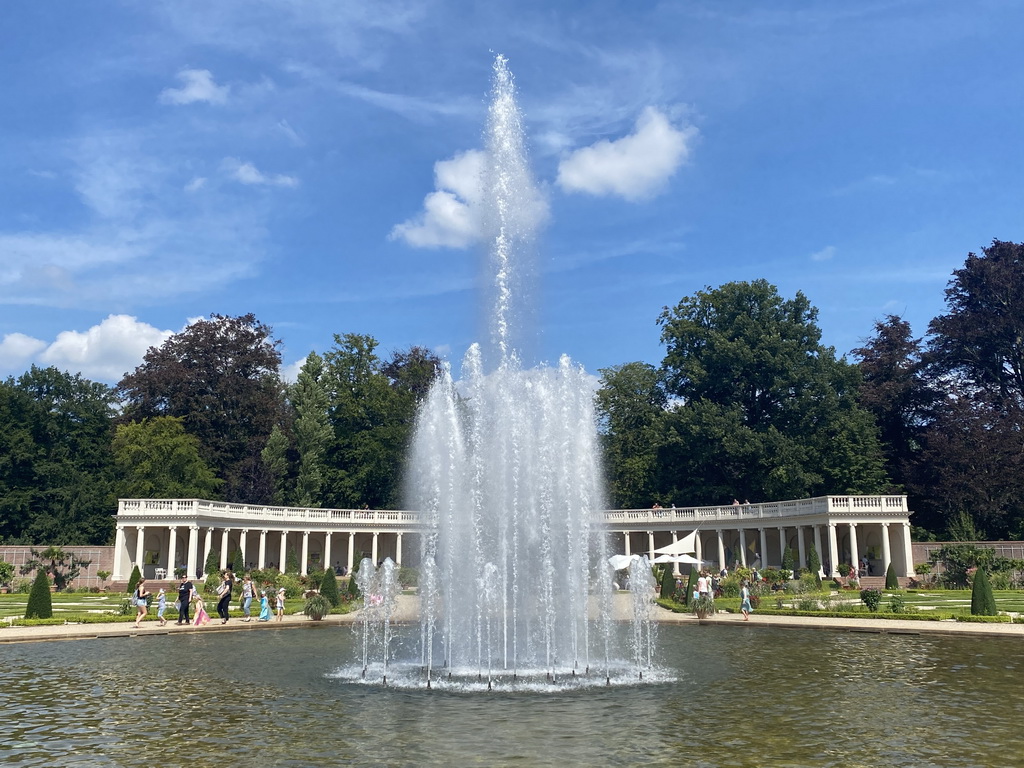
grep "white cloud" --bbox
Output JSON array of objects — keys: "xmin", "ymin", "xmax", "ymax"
[
  {"xmin": 556, "ymin": 107, "xmax": 697, "ymax": 201},
  {"xmin": 811, "ymin": 245, "xmax": 836, "ymax": 262},
  {"xmin": 36, "ymin": 315, "xmax": 174, "ymax": 382},
  {"xmin": 185, "ymin": 176, "xmax": 207, "ymax": 192},
  {"xmin": 222, "ymin": 158, "xmax": 299, "ymax": 188},
  {"xmin": 389, "ymin": 150, "xmax": 485, "ymax": 249},
  {"xmin": 159, "ymin": 68, "xmax": 229, "ymax": 105},
  {"xmin": 0, "ymin": 333, "xmax": 47, "ymax": 370}
]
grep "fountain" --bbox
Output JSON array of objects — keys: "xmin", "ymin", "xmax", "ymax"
[{"xmin": 346, "ymin": 55, "xmax": 656, "ymax": 691}]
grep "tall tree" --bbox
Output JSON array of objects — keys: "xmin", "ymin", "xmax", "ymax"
[
  {"xmin": 657, "ymin": 280, "xmax": 887, "ymax": 504},
  {"xmin": 117, "ymin": 314, "xmax": 285, "ymax": 503},
  {"xmin": 850, "ymin": 315, "xmax": 931, "ymax": 491},
  {"xmin": 594, "ymin": 362, "xmax": 667, "ymax": 508},
  {"xmin": 7, "ymin": 367, "xmax": 117, "ymax": 544},
  {"xmin": 927, "ymin": 240, "xmax": 1024, "ymax": 408},
  {"xmin": 291, "ymin": 352, "xmax": 332, "ymax": 507},
  {"xmin": 112, "ymin": 416, "xmax": 221, "ymax": 499}
]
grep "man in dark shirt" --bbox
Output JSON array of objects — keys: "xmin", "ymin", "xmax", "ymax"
[{"xmin": 177, "ymin": 576, "xmax": 194, "ymax": 624}]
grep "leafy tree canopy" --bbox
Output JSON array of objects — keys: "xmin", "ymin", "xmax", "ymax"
[{"xmin": 112, "ymin": 416, "xmax": 221, "ymax": 499}]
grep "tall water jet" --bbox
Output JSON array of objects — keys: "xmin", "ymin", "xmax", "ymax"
[{"xmin": 409, "ymin": 56, "xmax": 617, "ymax": 688}]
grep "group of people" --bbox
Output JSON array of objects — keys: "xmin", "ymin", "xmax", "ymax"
[
  {"xmin": 131, "ymin": 571, "xmax": 288, "ymax": 628},
  {"xmin": 690, "ymin": 570, "xmax": 753, "ymax": 620}
]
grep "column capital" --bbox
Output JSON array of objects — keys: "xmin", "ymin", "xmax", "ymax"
[
  {"xmin": 881, "ymin": 522, "xmax": 890, "ymax": 528},
  {"xmin": 190, "ymin": 524, "xmax": 200, "ymax": 531},
  {"xmin": 136, "ymin": 525, "xmax": 145, "ymax": 531},
  {"xmin": 261, "ymin": 529, "xmax": 269, "ymax": 534},
  {"xmin": 849, "ymin": 522, "xmax": 858, "ymax": 528},
  {"xmin": 168, "ymin": 524, "xmax": 178, "ymax": 531}
]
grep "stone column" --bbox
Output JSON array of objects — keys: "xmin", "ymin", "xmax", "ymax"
[
  {"xmin": 395, "ymin": 532, "xmax": 403, "ymax": 567},
  {"xmin": 759, "ymin": 528, "xmax": 768, "ymax": 569},
  {"xmin": 203, "ymin": 528, "xmax": 214, "ymax": 574},
  {"xmin": 239, "ymin": 529, "xmax": 248, "ymax": 570},
  {"xmin": 694, "ymin": 533, "xmax": 702, "ymax": 564},
  {"xmin": 623, "ymin": 531, "xmax": 632, "ymax": 557},
  {"xmin": 135, "ymin": 526, "xmax": 146, "ymax": 576},
  {"xmin": 716, "ymin": 529, "xmax": 725, "ymax": 571},
  {"xmin": 187, "ymin": 525, "xmax": 199, "ymax": 580},
  {"xmin": 778, "ymin": 526, "xmax": 787, "ymax": 567},
  {"xmin": 881, "ymin": 522, "xmax": 892, "ymax": 576},
  {"xmin": 301, "ymin": 531, "xmax": 310, "ymax": 576},
  {"xmin": 324, "ymin": 532, "xmax": 333, "ymax": 572},
  {"xmin": 739, "ymin": 529, "xmax": 748, "ymax": 567},
  {"xmin": 849, "ymin": 523, "xmax": 860, "ymax": 576},
  {"xmin": 902, "ymin": 523, "xmax": 915, "ymax": 577},
  {"xmin": 797, "ymin": 526, "xmax": 806, "ymax": 569},
  {"xmin": 113, "ymin": 525, "xmax": 126, "ymax": 580},
  {"xmin": 167, "ymin": 526, "xmax": 178, "ymax": 578},
  {"xmin": 671, "ymin": 532, "xmax": 680, "ymax": 576},
  {"xmin": 347, "ymin": 532, "xmax": 356, "ymax": 574},
  {"xmin": 647, "ymin": 531, "xmax": 655, "ymax": 561},
  {"xmin": 372, "ymin": 531, "xmax": 379, "ymax": 566},
  {"xmin": 828, "ymin": 523, "xmax": 839, "ymax": 577},
  {"xmin": 219, "ymin": 529, "xmax": 231, "ymax": 571},
  {"xmin": 279, "ymin": 532, "xmax": 288, "ymax": 572},
  {"xmin": 813, "ymin": 525, "xmax": 824, "ymax": 575},
  {"xmin": 258, "ymin": 530, "xmax": 267, "ymax": 569}
]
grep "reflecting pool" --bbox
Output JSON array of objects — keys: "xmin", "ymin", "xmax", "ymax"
[{"xmin": 1, "ymin": 624, "xmax": 1019, "ymax": 767}]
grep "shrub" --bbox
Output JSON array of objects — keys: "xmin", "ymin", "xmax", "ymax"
[
  {"xmin": 0, "ymin": 560, "xmax": 16, "ymax": 587},
  {"xmin": 970, "ymin": 567, "xmax": 997, "ymax": 616},
  {"xmin": 807, "ymin": 546, "xmax": 822, "ymax": 586},
  {"xmin": 781, "ymin": 548, "xmax": 795, "ymax": 576},
  {"xmin": 691, "ymin": 594, "xmax": 715, "ymax": 617},
  {"xmin": 660, "ymin": 563, "xmax": 677, "ymax": 598},
  {"xmin": 684, "ymin": 567, "xmax": 698, "ymax": 607},
  {"xmin": 320, "ymin": 568, "xmax": 341, "ymax": 607},
  {"xmin": 797, "ymin": 573, "xmax": 820, "ymax": 594},
  {"xmin": 761, "ymin": 568, "xmax": 788, "ymax": 586},
  {"xmin": 860, "ymin": 588, "xmax": 882, "ymax": 612},
  {"xmin": 913, "ymin": 563, "xmax": 932, "ymax": 576},
  {"xmin": 398, "ymin": 566, "xmax": 418, "ymax": 588},
  {"xmin": 304, "ymin": 592, "xmax": 331, "ymax": 620},
  {"xmin": 204, "ymin": 549, "xmax": 219, "ymax": 579},
  {"xmin": 231, "ymin": 549, "xmax": 244, "ymax": 575},
  {"xmin": 25, "ymin": 569, "xmax": 53, "ymax": 619},
  {"xmin": 887, "ymin": 594, "xmax": 907, "ymax": 613},
  {"xmin": 126, "ymin": 565, "xmax": 142, "ymax": 596},
  {"xmin": 885, "ymin": 562, "xmax": 899, "ymax": 590},
  {"xmin": 286, "ymin": 548, "xmax": 300, "ymax": 575}
]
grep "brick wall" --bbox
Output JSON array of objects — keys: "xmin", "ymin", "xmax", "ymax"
[{"xmin": 0, "ymin": 546, "xmax": 115, "ymax": 589}]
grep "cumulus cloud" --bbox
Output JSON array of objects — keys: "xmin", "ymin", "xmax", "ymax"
[
  {"xmin": 0, "ymin": 333, "xmax": 48, "ymax": 370},
  {"xmin": 811, "ymin": 245, "xmax": 836, "ymax": 262},
  {"xmin": 556, "ymin": 107, "xmax": 697, "ymax": 201},
  {"xmin": 159, "ymin": 69, "xmax": 229, "ymax": 105},
  {"xmin": 222, "ymin": 158, "xmax": 299, "ymax": 188},
  {"xmin": 26, "ymin": 315, "xmax": 175, "ymax": 383},
  {"xmin": 389, "ymin": 150, "xmax": 485, "ymax": 249}
]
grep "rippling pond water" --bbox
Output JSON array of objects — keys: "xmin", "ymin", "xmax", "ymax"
[{"xmin": 0, "ymin": 624, "xmax": 1019, "ymax": 767}]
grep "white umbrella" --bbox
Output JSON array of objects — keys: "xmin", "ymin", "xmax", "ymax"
[{"xmin": 653, "ymin": 529, "xmax": 697, "ymax": 556}]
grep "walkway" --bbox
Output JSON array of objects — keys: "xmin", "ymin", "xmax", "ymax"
[{"xmin": 1, "ymin": 594, "xmax": 1019, "ymax": 644}]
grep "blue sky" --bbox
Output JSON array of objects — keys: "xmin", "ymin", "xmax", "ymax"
[{"xmin": 2, "ymin": 1, "xmax": 1022, "ymax": 385}]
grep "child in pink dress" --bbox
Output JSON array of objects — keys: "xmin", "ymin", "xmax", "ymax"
[{"xmin": 193, "ymin": 594, "xmax": 211, "ymax": 627}]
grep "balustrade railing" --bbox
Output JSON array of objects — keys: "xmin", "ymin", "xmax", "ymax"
[{"xmin": 118, "ymin": 495, "xmax": 908, "ymax": 529}]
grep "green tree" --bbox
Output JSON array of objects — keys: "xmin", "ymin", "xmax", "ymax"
[
  {"xmin": 659, "ymin": 563, "xmax": 677, "ymax": 599},
  {"xmin": 117, "ymin": 313, "xmax": 285, "ymax": 504},
  {"xmin": 320, "ymin": 567, "xmax": 341, "ymax": 607},
  {"xmin": 2, "ymin": 367, "xmax": 117, "ymax": 545},
  {"xmin": 19, "ymin": 546, "xmax": 91, "ymax": 592},
  {"xmin": 885, "ymin": 561, "xmax": 899, "ymax": 590},
  {"xmin": 0, "ymin": 560, "xmax": 15, "ymax": 587},
  {"xmin": 113, "ymin": 417, "xmax": 221, "ymax": 499},
  {"xmin": 970, "ymin": 567, "xmax": 997, "ymax": 616},
  {"xmin": 684, "ymin": 567, "xmax": 698, "ymax": 607},
  {"xmin": 594, "ymin": 362, "xmax": 667, "ymax": 508},
  {"xmin": 25, "ymin": 569, "xmax": 52, "ymax": 619},
  {"xmin": 291, "ymin": 352, "xmax": 333, "ymax": 507},
  {"xmin": 657, "ymin": 280, "xmax": 888, "ymax": 504},
  {"xmin": 231, "ymin": 549, "xmax": 244, "ymax": 575},
  {"xmin": 261, "ymin": 424, "xmax": 291, "ymax": 505},
  {"xmin": 807, "ymin": 545, "xmax": 822, "ymax": 585},
  {"xmin": 126, "ymin": 564, "xmax": 142, "ymax": 596}
]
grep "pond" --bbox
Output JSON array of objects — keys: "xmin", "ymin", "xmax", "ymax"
[{"xmin": 0, "ymin": 624, "xmax": 1018, "ymax": 767}]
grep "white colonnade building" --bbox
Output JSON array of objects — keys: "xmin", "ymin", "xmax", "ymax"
[{"xmin": 113, "ymin": 495, "xmax": 915, "ymax": 581}]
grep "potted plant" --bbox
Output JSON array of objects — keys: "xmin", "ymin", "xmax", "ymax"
[
  {"xmin": 304, "ymin": 592, "xmax": 331, "ymax": 621},
  {"xmin": 691, "ymin": 594, "xmax": 716, "ymax": 620}
]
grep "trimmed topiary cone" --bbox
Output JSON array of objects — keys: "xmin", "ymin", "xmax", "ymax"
[
  {"xmin": 885, "ymin": 562, "xmax": 899, "ymax": 590},
  {"xmin": 320, "ymin": 567, "xmax": 341, "ymax": 607},
  {"xmin": 660, "ymin": 563, "xmax": 676, "ymax": 599},
  {"xmin": 126, "ymin": 565, "xmax": 142, "ymax": 596},
  {"xmin": 25, "ymin": 569, "xmax": 53, "ymax": 619},
  {"xmin": 971, "ymin": 567, "xmax": 997, "ymax": 616},
  {"xmin": 684, "ymin": 567, "xmax": 698, "ymax": 607}
]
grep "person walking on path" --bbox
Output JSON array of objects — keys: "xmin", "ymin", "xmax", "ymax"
[
  {"xmin": 133, "ymin": 579, "xmax": 150, "ymax": 628},
  {"xmin": 275, "ymin": 587, "xmax": 286, "ymax": 622},
  {"xmin": 156, "ymin": 588, "xmax": 168, "ymax": 627},
  {"xmin": 216, "ymin": 570, "xmax": 235, "ymax": 624},
  {"xmin": 193, "ymin": 593, "xmax": 210, "ymax": 627},
  {"xmin": 176, "ymin": 576, "xmax": 194, "ymax": 625},
  {"xmin": 258, "ymin": 590, "xmax": 271, "ymax": 621},
  {"xmin": 240, "ymin": 575, "xmax": 256, "ymax": 622},
  {"xmin": 740, "ymin": 580, "xmax": 752, "ymax": 621}
]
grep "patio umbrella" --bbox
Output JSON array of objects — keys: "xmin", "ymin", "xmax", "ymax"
[{"xmin": 652, "ymin": 529, "xmax": 698, "ymax": 556}]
